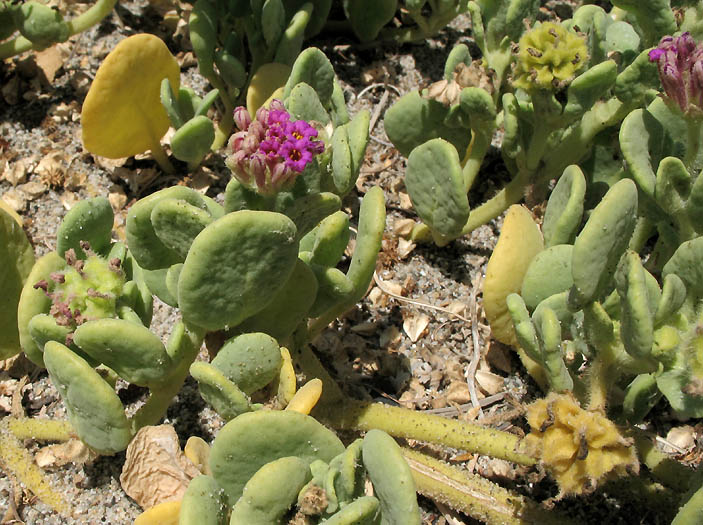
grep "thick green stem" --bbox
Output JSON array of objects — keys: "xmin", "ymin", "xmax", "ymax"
[
  {"xmin": 629, "ymin": 216, "xmax": 655, "ymax": 253},
  {"xmin": 149, "ymin": 138, "xmax": 175, "ymax": 174},
  {"xmin": 525, "ymin": 125, "xmax": 551, "ymax": 172},
  {"xmin": 295, "ymin": 344, "xmax": 535, "ymax": 466},
  {"xmin": 0, "ymin": 0, "xmax": 118, "ymax": 60},
  {"xmin": 209, "ymin": 75, "xmax": 235, "ymax": 151},
  {"xmin": 129, "ymin": 336, "xmax": 202, "ymax": 433},
  {"xmin": 403, "ymin": 448, "xmax": 569, "ymax": 525},
  {"xmin": 462, "ymin": 131, "xmax": 491, "ymax": 193},
  {"xmin": 65, "ymin": 0, "xmax": 118, "ymax": 34},
  {"xmin": 541, "ymin": 98, "xmax": 629, "ymax": 184},
  {"xmin": 684, "ymin": 115, "xmax": 703, "ymax": 174},
  {"xmin": 458, "ymin": 168, "xmax": 531, "ymax": 238}
]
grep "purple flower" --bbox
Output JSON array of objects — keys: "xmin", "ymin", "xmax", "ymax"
[
  {"xmin": 649, "ymin": 32, "xmax": 703, "ymax": 114},
  {"xmin": 225, "ymin": 100, "xmax": 326, "ymax": 195}
]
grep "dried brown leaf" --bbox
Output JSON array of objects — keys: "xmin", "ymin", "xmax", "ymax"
[
  {"xmin": 2, "ymin": 188, "xmax": 27, "ymax": 211},
  {"xmin": 18, "ymin": 181, "xmax": 47, "ymax": 200},
  {"xmin": 446, "ymin": 381, "xmax": 472, "ymax": 405},
  {"xmin": 403, "ymin": 312, "xmax": 430, "ymax": 342},
  {"xmin": 393, "ymin": 218, "xmax": 416, "ymax": 238},
  {"xmin": 664, "ymin": 426, "xmax": 696, "ymax": 454},
  {"xmin": 475, "ymin": 369, "xmax": 504, "ymax": 395},
  {"xmin": 2, "ymin": 158, "xmax": 30, "ymax": 186},
  {"xmin": 398, "ymin": 192, "xmax": 413, "ymax": 210},
  {"xmin": 34, "ymin": 47, "xmax": 65, "ymax": 84},
  {"xmin": 397, "ymin": 238, "xmax": 416, "ymax": 259},
  {"xmin": 35, "ymin": 439, "xmax": 96, "ymax": 468},
  {"xmin": 120, "ymin": 425, "xmax": 200, "ymax": 510}
]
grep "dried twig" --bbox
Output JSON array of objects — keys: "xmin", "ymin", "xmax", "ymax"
[
  {"xmin": 373, "ymin": 271, "xmax": 471, "ymax": 323},
  {"xmin": 465, "ymin": 273, "xmax": 484, "ymax": 415}
]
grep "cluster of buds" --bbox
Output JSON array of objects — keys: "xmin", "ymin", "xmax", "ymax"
[
  {"xmin": 512, "ymin": 22, "xmax": 588, "ymax": 91},
  {"xmin": 225, "ymin": 100, "xmax": 326, "ymax": 195},
  {"xmin": 649, "ymin": 32, "xmax": 703, "ymax": 115},
  {"xmin": 33, "ymin": 242, "xmax": 124, "ymax": 339}
]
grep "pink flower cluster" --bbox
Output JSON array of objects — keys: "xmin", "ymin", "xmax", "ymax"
[
  {"xmin": 225, "ymin": 100, "xmax": 325, "ymax": 195},
  {"xmin": 649, "ymin": 32, "xmax": 703, "ymax": 114}
]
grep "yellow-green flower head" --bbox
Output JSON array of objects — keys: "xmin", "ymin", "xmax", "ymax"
[{"xmin": 513, "ymin": 22, "xmax": 588, "ymax": 91}]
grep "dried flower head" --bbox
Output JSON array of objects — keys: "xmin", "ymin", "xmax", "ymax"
[
  {"xmin": 523, "ymin": 392, "xmax": 638, "ymax": 497},
  {"xmin": 649, "ymin": 32, "xmax": 703, "ymax": 114},
  {"xmin": 226, "ymin": 101, "xmax": 325, "ymax": 195}
]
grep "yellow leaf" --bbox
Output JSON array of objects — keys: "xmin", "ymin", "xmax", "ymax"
[
  {"xmin": 134, "ymin": 499, "xmax": 181, "ymax": 525},
  {"xmin": 81, "ymin": 34, "xmax": 180, "ymax": 159},
  {"xmin": 275, "ymin": 347, "xmax": 297, "ymax": 407},
  {"xmin": 0, "ymin": 199, "xmax": 23, "ymax": 226},
  {"xmin": 0, "ymin": 207, "xmax": 35, "ymax": 359},
  {"xmin": 246, "ymin": 63, "xmax": 291, "ymax": 117},
  {"xmin": 483, "ymin": 205, "xmax": 543, "ymax": 346},
  {"xmin": 285, "ymin": 378, "xmax": 323, "ymax": 415}
]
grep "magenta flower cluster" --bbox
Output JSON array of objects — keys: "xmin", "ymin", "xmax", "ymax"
[
  {"xmin": 648, "ymin": 32, "xmax": 703, "ymax": 114},
  {"xmin": 225, "ymin": 100, "xmax": 325, "ymax": 195}
]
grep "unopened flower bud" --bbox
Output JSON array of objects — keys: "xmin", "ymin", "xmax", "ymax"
[{"xmin": 233, "ymin": 106, "xmax": 251, "ymax": 131}]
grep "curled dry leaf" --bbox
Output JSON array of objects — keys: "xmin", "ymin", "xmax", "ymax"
[
  {"xmin": 475, "ymin": 369, "xmax": 504, "ymax": 396},
  {"xmin": 446, "ymin": 301, "xmax": 466, "ymax": 317},
  {"xmin": 18, "ymin": 181, "xmax": 48, "ymax": 200},
  {"xmin": 2, "ymin": 158, "xmax": 30, "ymax": 186},
  {"xmin": 35, "ymin": 439, "xmax": 96, "ymax": 468},
  {"xmin": 2, "ymin": 188, "xmax": 27, "ymax": 212},
  {"xmin": 397, "ymin": 238, "xmax": 416, "ymax": 259},
  {"xmin": 394, "ymin": 218, "xmax": 416, "ymax": 238},
  {"xmin": 446, "ymin": 381, "xmax": 472, "ymax": 404},
  {"xmin": 403, "ymin": 312, "xmax": 430, "ymax": 343},
  {"xmin": 664, "ymin": 426, "xmax": 696, "ymax": 454},
  {"xmin": 398, "ymin": 192, "xmax": 413, "ymax": 210},
  {"xmin": 120, "ymin": 425, "xmax": 200, "ymax": 509}
]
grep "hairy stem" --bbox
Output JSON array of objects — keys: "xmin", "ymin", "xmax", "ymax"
[
  {"xmin": 295, "ymin": 343, "xmax": 536, "ymax": 466},
  {"xmin": 7, "ymin": 418, "xmax": 74, "ymax": 442},
  {"xmin": 403, "ymin": 448, "xmax": 569, "ymax": 524}
]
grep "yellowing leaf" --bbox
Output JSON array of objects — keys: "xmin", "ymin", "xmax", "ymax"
[
  {"xmin": 246, "ymin": 63, "xmax": 291, "ymax": 117},
  {"xmin": 275, "ymin": 347, "xmax": 297, "ymax": 407},
  {"xmin": 0, "ymin": 207, "xmax": 35, "ymax": 359},
  {"xmin": 134, "ymin": 499, "xmax": 181, "ymax": 525},
  {"xmin": 483, "ymin": 205, "xmax": 543, "ymax": 346},
  {"xmin": 81, "ymin": 34, "xmax": 180, "ymax": 159},
  {"xmin": 285, "ymin": 378, "xmax": 323, "ymax": 415}
]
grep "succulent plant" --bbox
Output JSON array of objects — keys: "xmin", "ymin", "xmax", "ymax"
[
  {"xmin": 384, "ymin": 1, "xmax": 661, "ymax": 245},
  {"xmin": 133, "ymin": 412, "xmax": 421, "ymax": 524},
  {"xmin": 15, "ymin": 197, "xmax": 203, "ymax": 454},
  {"xmin": 0, "ymin": 0, "xmax": 118, "ymax": 59}
]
